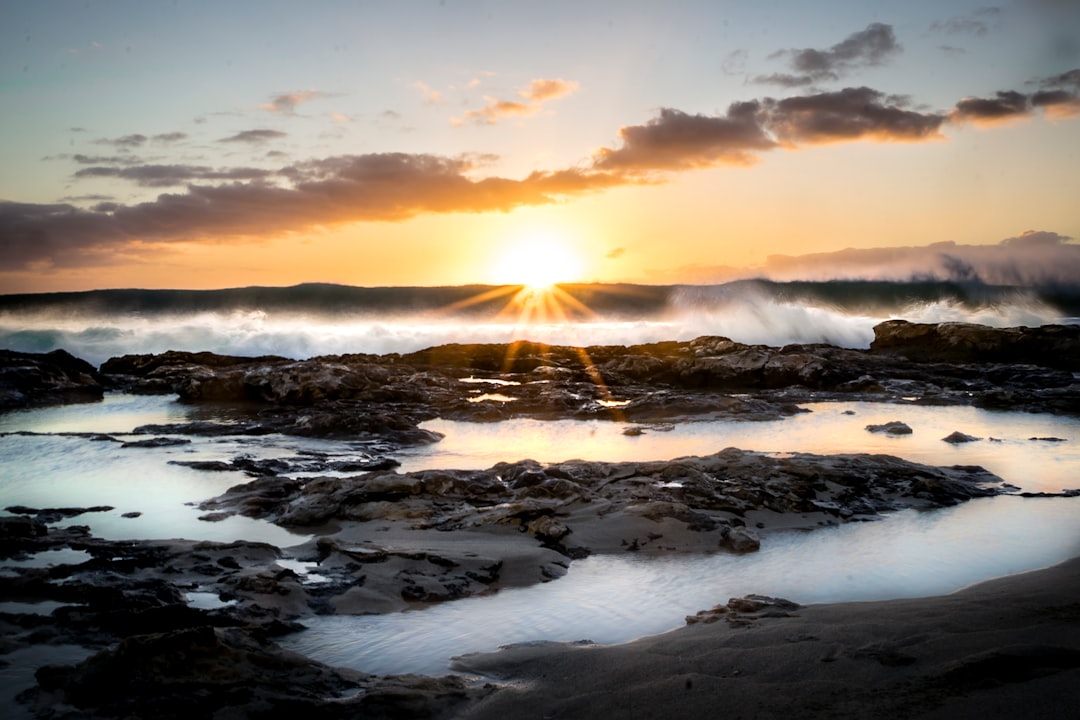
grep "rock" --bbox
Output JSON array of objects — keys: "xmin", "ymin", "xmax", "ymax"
[
  {"xmin": 870, "ymin": 320, "xmax": 1080, "ymax": 370},
  {"xmin": 866, "ymin": 421, "xmax": 913, "ymax": 435},
  {"xmin": 121, "ymin": 437, "xmax": 192, "ymax": 448},
  {"xmin": 31, "ymin": 626, "xmax": 370, "ymax": 718},
  {"xmin": 0, "ymin": 349, "xmax": 104, "ymax": 410},
  {"xmin": 0, "ymin": 515, "xmax": 47, "ymax": 538},
  {"xmin": 719, "ymin": 526, "xmax": 761, "ymax": 553},
  {"xmin": 943, "ymin": 431, "xmax": 981, "ymax": 444}
]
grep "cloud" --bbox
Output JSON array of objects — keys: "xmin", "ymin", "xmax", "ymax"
[
  {"xmin": 1031, "ymin": 68, "xmax": 1080, "ymax": 117},
  {"xmin": 71, "ymin": 154, "xmax": 142, "ymax": 166},
  {"xmin": 950, "ymin": 90, "xmax": 1030, "ymax": 125},
  {"xmin": 455, "ymin": 78, "xmax": 578, "ymax": 126},
  {"xmin": 949, "ymin": 70, "xmax": 1080, "ymax": 124},
  {"xmin": 606, "ymin": 247, "xmax": 626, "ymax": 260},
  {"xmin": 756, "ymin": 234, "xmax": 1080, "ymax": 286},
  {"xmin": 754, "ymin": 23, "xmax": 901, "ymax": 86},
  {"xmin": 152, "ymin": 132, "xmax": 188, "ymax": 143},
  {"xmin": 593, "ymin": 89, "xmax": 944, "ymax": 171},
  {"xmin": 94, "ymin": 133, "xmax": 148, "ymax": 149},
  {"xmin": 218, "ymin": 129, "xmax": 287, "ymax": 144},
  {"xmin": 593, "ymin": 103, "xmax": 776, "ymax": 171},
  {"xmin": 764, "ymin": 87, "xmax": 945, "ymax": 144},
  {"xmin": 1000, "ymin": 229, "xmax": 1073, "ymax": 247},
  {"xmin": 930, "ymin": 8, "xmax": 1001, "ymax": 37},
  {"xmin": 72, "ymin": 164, "xmax": 275, "ymax": 188},
  {"xmin": 260, "ymin": 90, "xmax": 325, "ymax": 114},
  {"xmin": 414, "ymin": 81, "xmax": 444, "ymax": 105},
  {"xmin": 0, "ymin": 153, "xmax": 619, "ymax": 270}
]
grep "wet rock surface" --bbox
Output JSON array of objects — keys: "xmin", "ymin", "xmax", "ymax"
[
  {"xmin": 1, "ymin": 523, "xmax": 487, "ymax": 718},
  {"xmin": 0, "ymin": 349, "xmax": 104, "ymax": 411}
]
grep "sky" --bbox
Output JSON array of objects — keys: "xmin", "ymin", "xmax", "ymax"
[{"xmin": 1, "ymin": 0, "xmax": 1079, "ymax": 293}]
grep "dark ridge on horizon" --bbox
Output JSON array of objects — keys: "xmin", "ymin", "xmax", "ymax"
[
  {"xmin": 1, "ymin": 280, "xmax": 1079, "ymax": 317},
  {"xmin": 0, "ymin": 282, "xmax": 675, "ymax": 317}
]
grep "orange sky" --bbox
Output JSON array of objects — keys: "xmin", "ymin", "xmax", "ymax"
[{"xmin": 2, "ymin": 1, "xmax": 1079, "ymax": 293}]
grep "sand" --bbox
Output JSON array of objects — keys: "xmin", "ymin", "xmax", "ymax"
[{"xmin": 452, "ymin": 556, "xmax": 1080, "ymax": 719}]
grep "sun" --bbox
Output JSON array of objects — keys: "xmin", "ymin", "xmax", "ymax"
[{"xmin": 490, "ymin": 232, "xmax": 585, "ymax": 289}]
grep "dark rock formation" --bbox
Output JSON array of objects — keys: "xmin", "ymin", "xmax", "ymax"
[
  {"xmin": 870, "ymin": 320, "xmax": 1080, "ymax": 370},
  {"xmin": 943, "ymin": 431, "xmax": 981, "ymax": 444},
  {"xmin": 866, "ymin": 421, "xmax": 913, "ymax": 435},
  {"xmin": 0, "ymin": 349, "xmax": 103, "ymax": 410}
]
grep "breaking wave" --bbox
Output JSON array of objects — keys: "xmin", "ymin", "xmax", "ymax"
[{"xmin": 0, "ymin": 281, "xmax": 1074, "ymax": 368}]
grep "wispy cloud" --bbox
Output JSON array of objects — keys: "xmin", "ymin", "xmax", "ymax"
[
  {"xmin": 930, "ymin": 7, "xmax": 1002, "ymax": 37},
  {"xmin": 754, "ymin": 23, "xmax": 902, "ymax": 87},
  {"xmin": 218, "ymin": 129, "xmax": 287, "ymax": 144},
  {"xmin": 454, "ymin": 78, "xmax": 578, "ymax": 126},
  {"xmin": 259, "ymin": 90, "xmax": 326, "ymax": 114},
  {"xmin": 94, "ymin": 133, "xmax": 148, "ymax": 149},
  {"xmin": 414, "ymin": 81, "xmax": 445, "ymax": 105},
  {"xmin": 72, "ymin": 164, "xmax": 275, "ymax": 188}
]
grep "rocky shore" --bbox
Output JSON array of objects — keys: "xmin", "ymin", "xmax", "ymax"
[{"xmin": 2, "ymin": 320, "xmax": 1079, "ymax": 718}]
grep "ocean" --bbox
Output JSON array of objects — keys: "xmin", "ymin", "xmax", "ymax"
[{"xmin": 2, "ymin": 280, "xmax": 1076, "ymax": 367}]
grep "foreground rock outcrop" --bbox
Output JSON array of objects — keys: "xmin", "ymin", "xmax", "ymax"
[{"xmin": 0, "ymin": 349, "xmax": 103, "ymax": 410}]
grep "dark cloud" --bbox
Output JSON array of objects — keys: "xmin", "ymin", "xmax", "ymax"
[
  {"xmin": 218, "ymin": 129, "xmax": 287, "ymax": 144},
  {"xmin": 94, "ymin": 133, "xmax": 148, "ymax": 149},
  {"xmin": 754, "ymin": 23, "xmax": 901, "ymax": 86},
  {"xmin": 949, "ymin": 70, "xmax": 1080, "ymax": 123},
  {"xmin": 152, "ymin": 132, "xmax": 188, "ymax": 143},
  {"xmin": 1040, "ymin": 68, "xmax": 1080, "ymax": 88},
  {"xmin": 764, "ymin": 88, "xmax": 946, "ymax": 144},
  {"xmin": 592, "ymin": 103, "xmax": 776, "ymax": 171},
  {"xmin": 949, "ymin": 90, "xmax": 1031, "ymax": 124},
  {"xmin": 57, "ymin": 194, "xmax": 115, "ymax": 203},
  {"xmin": 71, "ymin": 153, "xmax": 142, "ymax": 166},
  {"xmin": 606, "ymin": 247, "xmax": 626, "ymax": 260},
  {"xmin": 1030, "ymin": 68, "xmax": 1080, "ymax": 116},
  {"xmin": 1031, "ymin": 88, "xmax": 1080, "ymax": 116},
  {"xmin": 72, "ymin": 164, "xmax": 275, "ymax": 188}
]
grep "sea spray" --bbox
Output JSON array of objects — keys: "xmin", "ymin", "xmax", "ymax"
[{"xmin": 0, "ymin": 281, "xmax": 1072, "ymax": 367}]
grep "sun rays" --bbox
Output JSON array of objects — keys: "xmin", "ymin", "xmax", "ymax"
[{"xmin": 435, "ymin": 281, "xmax": 629, "ymax": 419}]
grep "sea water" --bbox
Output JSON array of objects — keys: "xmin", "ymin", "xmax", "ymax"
[{"xmin": 3, "ymin": 393, "xmax": 1080, "ymax": 679}]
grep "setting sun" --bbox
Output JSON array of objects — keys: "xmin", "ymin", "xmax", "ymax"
[{"xmin": 490, "ymin": 232, "xmax": 585, "ymax": 288}]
